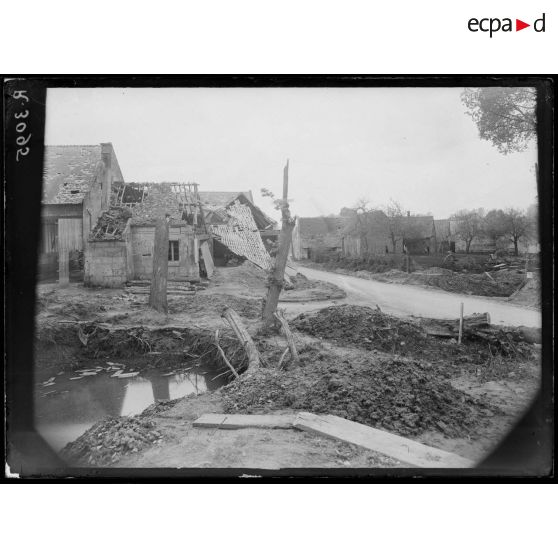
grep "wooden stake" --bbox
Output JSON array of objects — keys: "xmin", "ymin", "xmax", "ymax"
[
  {"xmin": 278, "ymin": 347, "xmax": 290, "ymax": 369},
  {"xmin": 149, "ymin": 217, "xmax": 170, "ymax": 313},
  {"xmin": 274, "ymin": 309, "xmax": 299, "ymax": 364},
  {"xmin": 222, "ymin": 307, "xmax": 260, "ymax": 374},
  {"xmin": 214, "ymin": 328, "xmax": 239, "ymax": 379},
  {"xmin": 262, "ymin": 160, "xmax": 296, "ymax": 326},
  {"xmin": 458, "ymin": 302, "xmax": 464, "ymax": 344}
]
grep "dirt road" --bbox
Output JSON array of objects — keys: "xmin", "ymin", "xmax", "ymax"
[{"xmin": 292, "ymin": 266, "xmax": 541, "ymax": 328}]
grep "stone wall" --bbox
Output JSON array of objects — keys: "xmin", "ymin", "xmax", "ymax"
[{"xmin": 84, "ymin": 239, "xmax": 129, "ymax": 287}]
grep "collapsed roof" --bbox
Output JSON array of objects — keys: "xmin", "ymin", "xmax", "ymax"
[{"xmin": 211, "ymin": 200, "xmax": 272, "ymax": 270}]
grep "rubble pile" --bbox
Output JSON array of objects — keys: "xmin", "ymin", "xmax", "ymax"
[
  {"xmin": 222, "ymin": 350, "xmax": 498, "ymax": 438},
  {"xmin": 89, "ymin": 207, "xmax": 132, "ymax": 241},
  {"xmin": 61, "ymin": 416, "xmax": 163, "ymax": 465}
]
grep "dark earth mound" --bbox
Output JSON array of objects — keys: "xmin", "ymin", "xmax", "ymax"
[{"xmin": 222, "ymin": 348, "xmax": 499, "ymax": 438}]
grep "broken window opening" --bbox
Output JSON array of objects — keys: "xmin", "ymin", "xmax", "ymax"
[{"xmin": 168, "ymin": 240, "xmax": 179, "ymax": 262}]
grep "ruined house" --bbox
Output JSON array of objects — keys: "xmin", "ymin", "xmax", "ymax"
[
  {"xmin": 84, "ymin": 184, "xmax": 278, "ymax": 287},
  {"xmin": 291, "ymin": 216, "xmax": 345, "ymax": 260},
  {"xmin": 40, "ymin": 143, "xmax": 124, "ymax": 283},
  {"xmin": 199, "ymin": 191, "xmax": 278, "ymax": 266},
  {"xmin": 84, "ymin": 182, "xmax": 205, "ymax": 287}
]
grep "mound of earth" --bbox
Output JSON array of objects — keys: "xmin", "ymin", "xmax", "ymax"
[
  {"xmin": 291, "ymin": 305, "xmax": 535, "ymax": 362},
  {"xmin": 61, "ymin": 416, "xmax": 163, "ymax": 466},
  {"xmin": 222, "ymin": 349, "xmax": 498, "ymax": 438}
]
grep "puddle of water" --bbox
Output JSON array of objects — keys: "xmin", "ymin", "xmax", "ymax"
[{"xmin": 34, "ymin": 361, "xmax": 229, "ymax": 452}]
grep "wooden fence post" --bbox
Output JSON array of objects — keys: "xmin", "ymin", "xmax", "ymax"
[{"xmin": 458, "ymin": 302, "xmax": 464, "ymax": 344}]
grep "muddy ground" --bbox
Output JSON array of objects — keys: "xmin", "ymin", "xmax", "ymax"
[{"xmin": 48, "ymin": 283, "xmax": 540, "ymax": 469}]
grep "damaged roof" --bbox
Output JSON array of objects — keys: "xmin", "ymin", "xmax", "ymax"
[
  {"xmin": 210, "ymin": 200, "xmax": 272, "ymax": 270},
  {"xmin": 42, "ymin": 145, "xmax": 102, "ymax": 204},
  {"xmin": 129, "ymin": 183, "xmax": 193, "ymax": 224}
]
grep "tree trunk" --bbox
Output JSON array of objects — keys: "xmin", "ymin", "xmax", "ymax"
[
  {"xmin": 513, "ymin": 238, "xmax": 519, "ymax": 256},
  {"xmin": 149, "ymin": 217, "xmax": 169, "ymax": 313},
  {"xmin": 465, "ymin": 239, "xmax": 472, "ymax": 253},
  {"xmin": 262, "ymin": 160, "xmax": 296, "ymax": 327}
]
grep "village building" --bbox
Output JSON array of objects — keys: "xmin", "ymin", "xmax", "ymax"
[
  {"xmin": 39, "ymin": 143, "xmax": 124, "ymax": 284},
  {"xmin": 291, "ymin": 216, "xmax": 345, "ymax": 260},
  {"xmin": 433, "ymin": 219, "xmax": 454, "ymax": 253},
  {"xmin": 339, "ymin": 208, "xmax": 392, "ymax": 256},
  {"xmin": 292, "ymin": 210, "xmax": 438, "ymax": 259},
  {"xmin": 401, "ymin": 214, "xmax": 436, "ymax": 254}
]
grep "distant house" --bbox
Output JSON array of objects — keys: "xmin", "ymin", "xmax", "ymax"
[
  {"xmin": 40, "ymin": 143, "xmax": 124, "ymax": 283},
  {"xmin": 433, "ymin": 219, "xmax": 453, "ymax": 253},
  {"xmin": 291, "ymin": 216, "xmax": 345, "ymax": 260},
  {"xmin": 340, "ymin": 209, "xmax": 392, "ymax": 256},
  {"xmin": 402, "ymin": 214, "xmax": 436, "ymax": 254}
]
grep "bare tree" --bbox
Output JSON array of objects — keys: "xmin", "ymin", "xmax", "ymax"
[
  {"xmin": 461, "ymin": 87, "xmax": 536, "ymax": 154},
  {"xmin": 385, "ymin": 199, "xmax": 405, "ymax": 253},
  {"xmin": 451, "ymin": 209, "xmax": 484, "ymax": 253},
  {"xmin": 482, "ymin": 209, "xmax": 507, "ymax": 248},
  {"xmin": 503, "ymin": 208, "xmax": 531, "ymax": 256}
]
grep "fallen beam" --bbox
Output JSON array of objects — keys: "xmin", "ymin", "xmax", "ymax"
[
  {"xmin": 293, "ymin": 412, "xmax": 475, "ymax": 468},
  {"xmin": 193, "ymin": 413, "xmax": 295, "ymax": 430}
]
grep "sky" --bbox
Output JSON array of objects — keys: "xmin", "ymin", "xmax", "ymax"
[{"xmin": 44, "ymin": 87, "xmax": 538, "ymax": 220}]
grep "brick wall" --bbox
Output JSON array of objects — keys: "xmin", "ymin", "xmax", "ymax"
[{"xmin": 84, "ymin": 239, "xmax": 128, "ymax": 287}]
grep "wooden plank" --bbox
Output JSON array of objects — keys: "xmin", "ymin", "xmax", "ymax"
[
  {"xmin": 193, "ymin": 413, "xmax": 295, "ymax": 430},
  {"xmin": 293, "ymin": 412, "xmax": 474, "ymax": 468},
  {"xmin": 200, "ymin": 240, "xmax": 215, "ymax": 278}
]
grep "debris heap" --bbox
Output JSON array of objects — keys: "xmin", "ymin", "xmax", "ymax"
[{"xmin": 89, "ymin": 207, "xmax": 132, "ymax": 241}]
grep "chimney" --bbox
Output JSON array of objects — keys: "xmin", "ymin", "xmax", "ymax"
[{"xmin": 100, "ymin": 143, "xmax": 113, "ymax": 209}]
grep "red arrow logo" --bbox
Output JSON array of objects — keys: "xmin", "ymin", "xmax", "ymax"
[{"xmin": 516, "ymin": 19, "xmax": 530, "ymax": 31}]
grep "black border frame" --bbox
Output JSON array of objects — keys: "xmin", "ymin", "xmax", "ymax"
[{"xmin": 2, "ymin": 75, "xmax": 555, "ymax": 481}]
